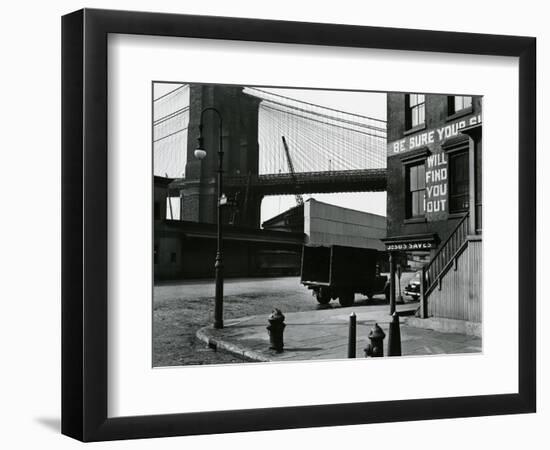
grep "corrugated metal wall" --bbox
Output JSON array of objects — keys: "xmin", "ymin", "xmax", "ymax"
[{"xmin": 428, "ymin": 238, "xmax": 482, "ymax": 322}]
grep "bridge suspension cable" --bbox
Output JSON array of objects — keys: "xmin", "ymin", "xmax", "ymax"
[
  {"xmin": 153, "ymin": 84, "xmax": 387, "ymax": 180},
  {"xmin": 153, "ymin": 84, "xmax": 190, "ymax": 178},
  {"xmin": 242, "ymin": 87, "xmax": 387, "ymax": 175}
]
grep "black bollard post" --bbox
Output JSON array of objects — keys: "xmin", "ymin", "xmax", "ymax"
[
  {"xmin": 364, "ymin": 323, "xmax": 385, "ymax": 357},
  {"xmin": 267, "ymin": 308, "xmax": 286, "ymax": 353},
  {"xmin": 348, "ymin": 312, "xmax": 356, "ymax": 358},
  {"xmin": 388, "ymin": 312, "xmax": 402, "ymax": 356}
]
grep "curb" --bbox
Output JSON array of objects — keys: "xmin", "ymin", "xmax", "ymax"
[{"xmin": 195, "ymin": 326, "xmax": 272, "ymax": 362}]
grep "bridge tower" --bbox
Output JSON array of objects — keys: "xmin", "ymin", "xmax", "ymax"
[{"xmin": 179, "ymin": 85, "xmax": 262, "ymax": 227}]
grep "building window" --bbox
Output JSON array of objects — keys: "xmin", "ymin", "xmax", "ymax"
[
  {"xmin": 154, "ymin": 201, "xmax": 161, "ymax": 220},
  {"xmin": 406, "ymin": 94, "xmax": 425, "ymax": 130},
  {"xmin": 406, "ymin": 162, "xmax": 426, "ymax": 218},
  {"xmin": 449, "ymin": 150, "xmax": 470, "ymax": 213},
  {"xmin": 448, "ymin": 96, "xmax": 472, "ymax": 115},
  {"xmin": 170, "ymin": 252, "xmax": 177, "ymax": 264}
]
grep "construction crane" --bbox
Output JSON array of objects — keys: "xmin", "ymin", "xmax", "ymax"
[{"xmin": 281, "ymin": 136, "xmax": 304, "ymax": 206}]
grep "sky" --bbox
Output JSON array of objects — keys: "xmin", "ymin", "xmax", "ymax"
[
  {"xmin": 154, "ymin": 83, "xmax": 388, "ymax": 221},
  {"xmin": 154, "ymin": 82, "xmax": 184, "ymax": 99}
]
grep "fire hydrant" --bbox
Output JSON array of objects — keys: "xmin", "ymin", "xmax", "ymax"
[
  {"xmin": 364, "ymin": 323, "xmax": 386, "ymax": 357},
  {"xmin": 267, "ymin": 308, "xmax": 286, "ymax": 353}
]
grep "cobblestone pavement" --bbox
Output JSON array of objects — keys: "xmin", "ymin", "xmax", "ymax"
[{"xmin": 153, "ymin": 274, "xmax": 416, "ymax": 367}]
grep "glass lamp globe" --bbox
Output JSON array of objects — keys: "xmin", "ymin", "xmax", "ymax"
[{"xmin": 194, "ymin": 149, "xmax": 207, "ymax": 160}]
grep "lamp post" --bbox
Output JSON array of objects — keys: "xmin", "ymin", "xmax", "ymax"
[
  {"xmin": 194, "ymin": 107, "xmax": 224, "ymax": 329},
  {"xmin": 389, "ymin": 251, "xmax": 396, "ymax": 315}
]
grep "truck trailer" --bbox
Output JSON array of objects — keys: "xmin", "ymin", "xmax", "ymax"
[{"xmin": 300, "ymin": 244, "xmax": 389, "ymax": 307}]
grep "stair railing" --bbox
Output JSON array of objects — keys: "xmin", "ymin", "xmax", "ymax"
[{"xmin": 424, "ymin": 212, "xmax": 469, "ymax": 297}]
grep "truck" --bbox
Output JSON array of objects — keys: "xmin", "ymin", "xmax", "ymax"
[{"xmin": 300, "ymin": 244, "xmax": 389, "ymax": 307}]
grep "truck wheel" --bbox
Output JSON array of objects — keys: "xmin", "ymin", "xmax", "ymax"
[
  {"xmin": 316, "ymin": 287, "xmax": 332, "ymax": 305},
  {"xmin": 339, "ymin": 291, "xmax": 355, "ymax": 307}
]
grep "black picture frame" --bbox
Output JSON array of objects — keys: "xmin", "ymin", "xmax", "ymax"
[{"xmin": 61, "ymin": 8, "xmax": 536, "ymax": 442}]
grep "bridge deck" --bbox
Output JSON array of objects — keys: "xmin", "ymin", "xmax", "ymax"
[{"xmin": 225, "ymin": 169, "xmax": 387, "ymax": 195}]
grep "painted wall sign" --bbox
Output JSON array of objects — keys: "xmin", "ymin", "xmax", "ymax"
[
  {"xmin": 387, "ymin": 114, "xmax": 482, "ymax": 156},
  {"xmin": 424, "ymin": 151, "xmax": 447, "ymax": 221},
  {"xmin": 385, "ymin": 241, "xmax": 436, "ymax": 251}
]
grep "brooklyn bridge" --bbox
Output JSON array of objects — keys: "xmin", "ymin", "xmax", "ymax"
[{"xmin": 153, "ymin": 84, "xmax": 387, "ymax": 228}]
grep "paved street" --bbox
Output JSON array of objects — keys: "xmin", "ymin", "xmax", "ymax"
[{"xmin": 153, "ymin": 275, "xmax": 416, "ymax": 366}]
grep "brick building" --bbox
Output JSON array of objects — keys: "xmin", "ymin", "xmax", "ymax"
[{"xmin": 383, "ymin": 93, "xmax": 482, "ymax": 326}]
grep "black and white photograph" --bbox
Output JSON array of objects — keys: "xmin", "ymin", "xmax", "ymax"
[
  {"xmin": 1, "ymin": 0, "xmax": 544, "ymax": 448},
  {"xmin": 152, "ymin": 83, "xmax": 483, "ymax": 367}
]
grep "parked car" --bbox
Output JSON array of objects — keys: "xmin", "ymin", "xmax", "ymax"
[{"xmin": 403, "ymin": 271, "xmax": 422, "ymax": 300}]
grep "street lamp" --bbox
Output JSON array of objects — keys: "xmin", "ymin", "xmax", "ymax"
[{"xmin": 195, "ymin": 107, "xmax": 224, "ymax": 329}]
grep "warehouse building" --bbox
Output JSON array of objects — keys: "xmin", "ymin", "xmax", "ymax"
[
  {"xmin": 153, "ymin": 177, "xmax": 304, "ymax": 281},
  {"xmin": 154, "ymin": 188, "xmax": 388, "ymax": 280},
  {"xmin": 383, "ymin": 93, "xmax": 482, "ymax": 325},
  {"xmin": 262, "ymin": 199, "xmax": 386, "ymax": 250}
]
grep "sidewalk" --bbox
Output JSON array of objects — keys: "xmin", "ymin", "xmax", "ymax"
[{"xmin": 196, "ymin": 303, "xmax": 482, "ymax": 362}]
